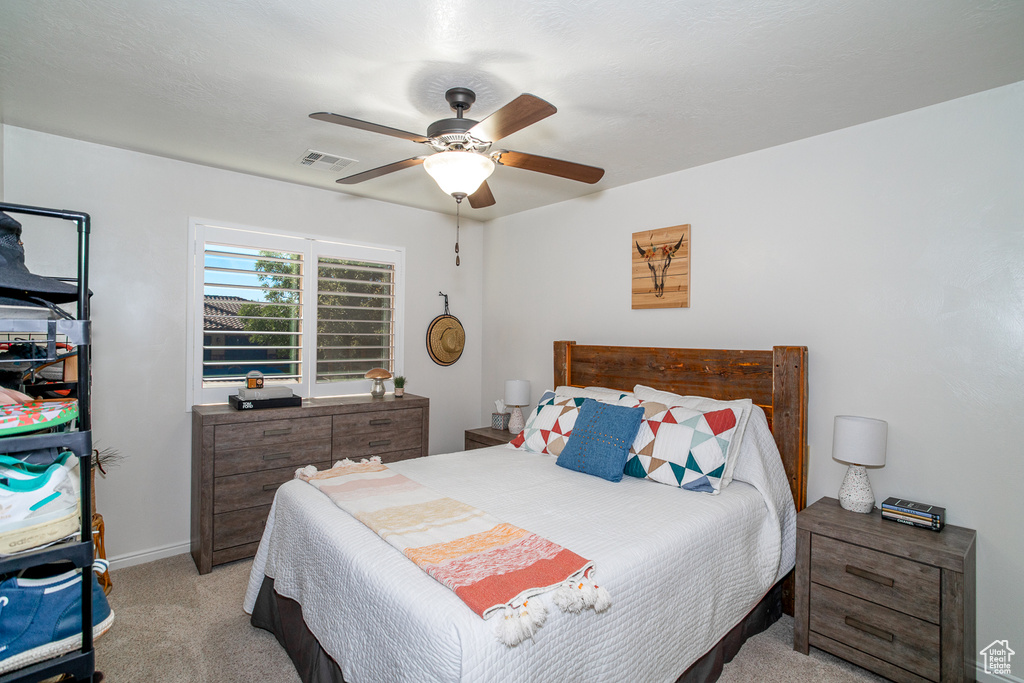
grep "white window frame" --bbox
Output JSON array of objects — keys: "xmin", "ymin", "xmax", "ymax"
[{"xmin": 186, "ymin": 218, "xmax": 405, "ymax": 408}]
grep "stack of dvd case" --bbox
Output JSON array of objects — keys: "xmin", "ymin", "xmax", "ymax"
[{"xmin": 881, "ymin": 497, "xmax": 944, "ymax": 531}]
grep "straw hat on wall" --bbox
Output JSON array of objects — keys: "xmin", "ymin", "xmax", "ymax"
[{"xmin": 426, "ymin": 314, "xmax": 465, "ymax": 366}]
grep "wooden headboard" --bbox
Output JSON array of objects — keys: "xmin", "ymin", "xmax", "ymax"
[{"xmin": 554, "ymin": 341, "xmax": 809, "ymax": 511}]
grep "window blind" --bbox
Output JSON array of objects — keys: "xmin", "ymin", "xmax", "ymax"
[
  {"xmin": 316, "ymin": 256, "xmax": 395, "ymax": 383},
  {"xmin": 202, "ymin": 244, "xmax": 303, "ymax": 385}
]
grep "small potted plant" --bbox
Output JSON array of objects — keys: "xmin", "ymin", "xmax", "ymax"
[{"xmin": 393, "ymin": 375, "xmax": 406, "ymax": 397}]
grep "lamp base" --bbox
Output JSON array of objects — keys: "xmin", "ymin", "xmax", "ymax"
[
  {"xmin": 838, "ymin": 464, "xmax": 875, "ymax": 513},
  {"xmin": 508, "ymin": 406, "xmax": 525, "ymax": 435},
  {"xmin": 370, "ymin": 379, "xmax": 385, "ymax": 398}
]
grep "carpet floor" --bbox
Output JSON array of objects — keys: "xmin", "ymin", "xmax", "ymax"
[{"xmin": 94, "ymin": 554, "xmax": 887, "ymax": 682}]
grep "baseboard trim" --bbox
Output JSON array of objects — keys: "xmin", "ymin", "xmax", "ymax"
[
  {"xmin": 977, "ymin": 661, "xmax": 1024, "ymax": 683},
  {"xmin": 108, "ymin": 542, "xmax": 190, "ymax": 571}
]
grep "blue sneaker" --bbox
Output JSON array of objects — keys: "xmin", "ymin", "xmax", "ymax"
[{"xmin": 0, "ymin": 561, "xmax": 114, "ymax": 673}]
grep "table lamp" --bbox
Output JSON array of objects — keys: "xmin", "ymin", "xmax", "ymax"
[
  {"xmin": 504, "ymin": 380, "xmax": 531, "ymax": 435},
  {"xmin": 832, "ymin": 415, "xmax": 887, "ymax": 513}
]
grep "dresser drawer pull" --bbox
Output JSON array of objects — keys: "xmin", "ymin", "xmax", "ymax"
[
  {"xmin": 262, "ymin": 483, "xmax": 279, "ymax": 492},
  {"xmin": 369, "ymin": 419, "xmax": 392, "ymax": 426},
  {"xmin": 845, "ymin": 564, "xmax": 894, "ymax": 587},
  {"xmin": 369, "ymin": 439, "xmax": 392, "ymax": 447},
  {"xmin": 264, "ymin": 428, "xmax": 292, "ymax": 437},
  {"xmin": 844, "ymin": 616, "xmax": 894, "ymax": 642},
  {"xmin": 262, "ymin": 452, "xmax": 292, "ymax": 461}
]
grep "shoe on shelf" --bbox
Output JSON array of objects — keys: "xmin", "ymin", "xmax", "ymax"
[
  {"xmin": 0, "ymin": 451, "xmax": 78, "ymax": 482},
  {"xmin": 0, "ymin": 460, "xmax": 80, "ymax": 555},
  {"xmin": 0, "ymin": 560, "xmax": 115, "ymax": 674}
]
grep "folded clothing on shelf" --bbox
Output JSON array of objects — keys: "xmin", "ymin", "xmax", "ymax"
[
  {"xmin": 0, "ymin": 454, "xmax": 80, "ymax": 555},
  {"xmin": 0, "ymin": 560, "xmax": 114, "ymax": 674}
]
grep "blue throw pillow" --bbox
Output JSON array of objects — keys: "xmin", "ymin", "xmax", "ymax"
[{"xmin": 555, "ymin": 399, "xmax": 645, "ymax": 482}]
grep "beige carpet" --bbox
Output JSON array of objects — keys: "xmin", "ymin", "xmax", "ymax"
[{"xmin": 95, "ymin": 554, "xmax": 887, "ymax": 682}]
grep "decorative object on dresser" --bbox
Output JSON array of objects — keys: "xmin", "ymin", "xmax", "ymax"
[
  {"xmin": 490, "ymin": 411, "xmax": 510, "ymax": 431},
  {"xmin": 832, "ymin": 415, "xmax": 887, "ymax": 513},
  {"xmin": 426, "ymin": 292, "xmax": 465, "ymax": 366},
  {"xmin": 364, "ymin": 368, "xmax": 392, "ymax": 399},
  {"xmin": 231, "ymin": 383, "xmax": 299, "ymax": 409},
  {"xmin": 392, "ymin": 375, "xmax": 406, "ymax": 397},
  {"xmin": 794, "ymin": 496, "xmax": 976, "ymax": 683},
  {"xmin": 881, "ymin": 497, "xmax": 946, "ymax": 532},
  {"xmin": 191, "ymin": 393, "xmax": 429, "ymax": 574},
  {"xmin": 503, "ymin": 379, "xmax": 531, "ymax": 435},
  {"xmin": 632, "ymin": 224, "xmax": 690, "ymax": 309},
  {"xmin": 464, "ymin": 426, "xmax": 516, "ymax": 450}
]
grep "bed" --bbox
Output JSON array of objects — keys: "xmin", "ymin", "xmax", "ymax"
[{"xmin": 244, "ymin": 341, "xmax": 808, "ymax": 683}]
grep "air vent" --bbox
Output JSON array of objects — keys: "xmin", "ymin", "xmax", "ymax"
[{"xmin": 297, "ymin": 149, "xmax": 357, "ymax": 173}]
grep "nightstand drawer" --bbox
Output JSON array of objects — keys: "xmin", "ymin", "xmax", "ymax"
[
  {"xmin": 215, "ymin": 416, "xmax": 332, "ymax": 450},
  {"xmin": 810, "ymin": 583, "xmax": 940, "ymax": 681},
  {"xmin": 811, "ymin": 535, "xmax": 940, "ymax": 623},
  {"xmin": 333, "ymin": 409, "xmax": 421, "ymax": 435}
]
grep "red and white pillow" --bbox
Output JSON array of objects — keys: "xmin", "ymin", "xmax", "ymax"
[
  {"xmin": 633, "ymin": 385, "xmax": 752, "ymax": 489},
  {"xmin": 624, "ymin": 400, "xmax": 744, "ymax": 493}
]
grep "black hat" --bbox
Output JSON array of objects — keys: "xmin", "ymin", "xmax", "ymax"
[{"xmin": 0, "ymin": 212, "xmax": 80, "ymax": 306}]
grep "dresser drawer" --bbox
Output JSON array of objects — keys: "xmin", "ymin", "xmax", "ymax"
[
  {"xmin": 214, "ymin": 463, "xmax": 330, "ymax": 514},
  {"xmin": 214, "ymin": 439, "xmax": 331, "ymax": 477},
  {"xmin": 333, "ymin": 408, "xmax": 421, "ymax": 435},
  {"xmin": 214, "ymin": 416, "xmax": 332, "ymax": 451},
  {"xmin": 811, "ymin": 535, "xmax": 940, "ymax": 623},
  {"xmin": 333, "ymin": 427, "xmax": 422, "ymax": 458},
  {"xmin": 810, "ymin": 583, "xmax": 940, "ymax": 681},
  {"xmin": 213, "ymin": 504, "xmax": 271, "ymax": 551}
]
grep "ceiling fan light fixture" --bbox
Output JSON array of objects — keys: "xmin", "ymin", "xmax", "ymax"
[{"xmin": 423, "ymin": 150, "xmax": 495, "ymax": 197}]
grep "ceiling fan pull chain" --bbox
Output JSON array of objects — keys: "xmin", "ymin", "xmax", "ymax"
[{"xmin": 455, "ymin": 198, "xmax": 461, "ymax": 266}]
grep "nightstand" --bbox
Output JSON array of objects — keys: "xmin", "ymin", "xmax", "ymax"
[
  {"xmin": 794, "ymin": 497, "xmax": 976, "ymax": 683},
  {"xmin": 464, "ymin": 426, "xmax": 516, "ymax": 450}
]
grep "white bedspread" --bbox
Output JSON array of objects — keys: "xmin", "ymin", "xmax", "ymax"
[{"xmin": 244, "ymin": 407, "xmax": 795, "ymax": 683}]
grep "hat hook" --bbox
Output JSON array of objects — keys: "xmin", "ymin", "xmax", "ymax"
[{"xmin": 439, "ymin": 291, "xmax": 450, "ymax": 316}]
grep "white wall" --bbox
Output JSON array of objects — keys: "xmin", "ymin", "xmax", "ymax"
[
  {"xmin": 2, "ymin": 126, "xmax": 485, "ymax": 565},
  {"xmin": 482, "ymin": 81, "xmax": 1024, "ymax": 676}
]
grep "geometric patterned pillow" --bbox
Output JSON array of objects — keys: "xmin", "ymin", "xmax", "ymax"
[
  {"xmin": 624, "ymin": 402, "xmax": 742, "ymax": 494},
  {"xmin": 507, "ymin": 394, "xmax": 588, "ymax": 456}
]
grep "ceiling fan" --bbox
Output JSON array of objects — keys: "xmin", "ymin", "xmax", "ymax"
[{"xmin": 310, "ymin": 87, "xmax": 605, "ymax": 208}]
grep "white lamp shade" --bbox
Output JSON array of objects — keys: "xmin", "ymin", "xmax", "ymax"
[
  {"xmin": 423, "ymin": 151, "xmax": 495, "ymax": 196},
  {"xmin": 832, "ymin": 415, "xmax": 887, "ymax": 467},
  {"xmin": 504, "ymin": 379, "xmax": 531, "ymax": 407}
]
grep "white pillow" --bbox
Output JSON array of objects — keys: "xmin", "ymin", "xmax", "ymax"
[
  {"xmin": 633, "ymin": 384, "xmax": 753, "ymax": 489},
  {"xmin": 556, "ymin": 386, "xmax": 637, "ymax": 403}
]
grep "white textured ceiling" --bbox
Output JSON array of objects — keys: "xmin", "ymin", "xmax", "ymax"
[{"xmin": 2, "ymin": 0, "xmax": 1023, "ymax": 219}]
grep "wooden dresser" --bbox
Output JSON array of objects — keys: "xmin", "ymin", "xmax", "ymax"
[
  {"xmin": 794, "ymin": 497, "xmax": 976, "ymax": 683},
  {"xmin": 191, "ymin": 394, "xmax": 429, "ymax": 574}
]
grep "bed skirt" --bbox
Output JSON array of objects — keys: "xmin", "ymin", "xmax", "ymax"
[{"xmin": 250, "ymin": 575, "xmax": 783, "ymax": 683}]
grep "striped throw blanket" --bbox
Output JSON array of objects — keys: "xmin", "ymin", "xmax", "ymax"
[{"xmin": 296, "ymin": 457, "xmax": 611, "ymax": 646}]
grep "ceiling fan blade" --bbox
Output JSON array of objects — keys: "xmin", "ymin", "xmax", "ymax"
[
  {"xmin": 310, "ymin": 112, "xmax": 429, "ymax": 143},
  {"xmin": 467, "ymin": 181, "xmax": 496, "ymax": 209},
  {"xmin": 493, "ymin": 150, "xmax": 605, "ymax": 184},
  {"xmin": 335, "ymin": 157, "xmax": 426, "ymax": 185},
  {"xmin": 468, "ymin": 94, "xmax": 556, "ymax": 143}
]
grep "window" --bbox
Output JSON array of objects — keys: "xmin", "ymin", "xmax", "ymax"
[{"xmin": 188, "ymin": 220, "xmax": 404, "ymax": 406}]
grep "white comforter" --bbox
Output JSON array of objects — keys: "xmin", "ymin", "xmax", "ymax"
[{"xmin": 244, "ymin": 408, "xmax": 796, "ymax": 683}]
